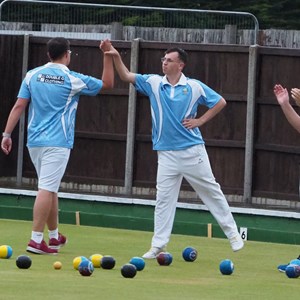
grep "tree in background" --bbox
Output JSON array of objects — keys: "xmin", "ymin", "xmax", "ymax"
[{"xmin": 72, "ymin": 0, "xmax": 300, "ymax": 29}]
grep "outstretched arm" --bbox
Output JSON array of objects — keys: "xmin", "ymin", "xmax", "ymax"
[
  {"xmin": 99, "ymin": 39, "xmax": 114, "ymax": 90},
  {"xmin": 274, "ymin": 84, "xmax": 300, "ymax": 133},
  {"xmin": 182, "ymin": 98, "xmax": 226, "ymax": 129},
  {"xmin": 105, "ymin": 45, "xmax": 136, "ymax": 84},
  {"xmin": 1, "ymin": 98, "xmax": 28, "ymax": 155}
]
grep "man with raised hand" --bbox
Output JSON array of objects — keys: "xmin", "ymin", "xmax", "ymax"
[
  {"xmin": 1, "ymin": 37, "xmax": 114, "ymax": 254},
  {"xmin": 274, "ymin": 84, "xmax": 300, "ymax": 133},
  {"xmin": 106, "ymin": 45, "xmax": 244, "ymax": 259}
]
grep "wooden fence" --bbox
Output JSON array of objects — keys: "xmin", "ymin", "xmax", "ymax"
[{"xmin": 0, "ymin": 35, "xmax": 299, "ymax": 211}]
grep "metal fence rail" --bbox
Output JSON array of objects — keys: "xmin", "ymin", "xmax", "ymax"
[{"xmin": 0, "ymin": 0, "xmax": 259, "ymax": 44}]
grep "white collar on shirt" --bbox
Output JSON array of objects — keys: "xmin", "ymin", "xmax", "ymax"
[
  {"xmin": 45, "ymin": 62, "xmax": 70, "ymax": 71},
  {"xmin": 162, "ymin": 73, "xmax": 187, "ymax": 86}
]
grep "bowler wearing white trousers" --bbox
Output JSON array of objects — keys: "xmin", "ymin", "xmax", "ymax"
[{"xmin": 107, "ymin": 46, "xmax": 244, "ymax": 259}]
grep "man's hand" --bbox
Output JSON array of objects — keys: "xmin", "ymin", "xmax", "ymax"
[
  {"xmin": 274, "ymin": 84, "xmax": 289, "ymax": 106},
  {"xmin": 100, "ymin": 39, "xmax": 112, "ymax": 53},
  {"xmin": 1, "ymin": 137, "xmax": 12, "ymax": 155},
  {"xmin": 291, "ymin": 88, "xmax": 300, "ymax": 107},
  {"xmin": 104, "ymin": 45, "xmax": 120, "ymax": 57},
  {"xmin": 182, "ymin": 118, "xmax": 201, "ymax": 129}
]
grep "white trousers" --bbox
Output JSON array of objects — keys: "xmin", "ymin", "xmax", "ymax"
[{"xmin": 151, "ymin": 144, "xmax": 239, "ymax": 248}]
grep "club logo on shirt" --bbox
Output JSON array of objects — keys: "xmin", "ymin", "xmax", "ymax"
[
  {"xmin": 182, "ymin": 88, "xmax": 188, "ymax": 94},
  {"xmin": 37, "ymin": 74, "xmax": 65, "ymax": 85}
]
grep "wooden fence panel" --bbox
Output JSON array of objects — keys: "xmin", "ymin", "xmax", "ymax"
[
  {"xmin": 253, "ymin": 47, "xmax": 300, "ymax": 201},
  {"xmin": 0, "ymin": 35, "xmax": 24, "ymax": 179}
]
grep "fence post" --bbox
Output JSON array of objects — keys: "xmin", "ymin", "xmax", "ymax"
[
  {"xmin": 243, "ymin": 44, "xmax": 259, "ymax": 203},
  {"xmin": 225, "ymin": 24, "xmax": 237, "ymax": 44},
  {"xmin": 111, "ymin": 22, "xmax": 123, "ymax": 40},
  {"xmin": 124, "ymin": 38, "xmax": 140, "ymax": 195},
  {"xmin": 16, "ymin": 34, "xmax": 30, "ymax": 187}
]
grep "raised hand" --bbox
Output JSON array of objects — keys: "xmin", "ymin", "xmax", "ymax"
[
  {"xmin": 291, "ymin": 88, "xmax": 300, "ymax": 106},
  {"xmin": 273, "ymin": 84, "xmax": 289, "ymax": 106},
  {"xmin": 103, "ymin": 45, "xmax": 120, "ymax": 57},
  {"xmin": 100, "ymin": 39, "xmax": 112, "ymax": 53}
]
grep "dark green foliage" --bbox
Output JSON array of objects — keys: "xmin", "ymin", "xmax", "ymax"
[{"xmin": 83, "ymin": 0, "xmax": 300, "ymax": 29}]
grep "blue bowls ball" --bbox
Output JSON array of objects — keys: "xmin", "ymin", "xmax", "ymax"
[
  {"xmin": 296, "ymin": 266, "xmax": 300, "ymax": 277},
  {"xmin": 219, "ymin": 259, "xmax": 234, "ymax": 275},
  {"xmin": 285, "ymin": 264, "xmax": 300, "ymax": 278},
  {"xmin": 78, "ymin": 260, "xmax": 94, "ymax": 276},
  {"xmin": 182, "ymin": 247, "xmax": 198, "ymax": 262},
  {"xmin": 129, "ymin": 257, "xmax": 145, "ymax": 271}
]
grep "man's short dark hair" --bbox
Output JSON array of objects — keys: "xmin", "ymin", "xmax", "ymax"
[
  {"xmin": 165, "ymin": 47, "xmax": 188, "ymax": 64},
  {"xmin": 47, "ymin": 37, "xmax": 70, "ymax": 60}
]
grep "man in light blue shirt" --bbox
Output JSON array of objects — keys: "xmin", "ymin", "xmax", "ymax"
[
  {"xmin": 1, "ymin": 37, "xmax": 114, "ymax": 254},
  {"xmin": 135, "ymin": 72, "xmax": 221, "ymax": 150},
  {"xmin": 107, "ymin": 45, "xmax": 244, "ymax": 258},
  {"xmin": 21, "ymin": 62, "xmax": 105, "ymax": 149}
]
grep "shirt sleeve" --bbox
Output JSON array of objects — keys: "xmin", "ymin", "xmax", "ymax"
[
  {"xmin": 197, "ymin": 80, "xmax": 222, "ymax": 109},
  {"xmin": 17, "ymin": 77, "xmax": 31, "ymax": 99},
  {"xmin": 69, "ymin": 71, "xmax": 103, "ymax": 96},
  {"xmin": 134, "ymin": 74, "xmax": 154, "ymax": 96}
]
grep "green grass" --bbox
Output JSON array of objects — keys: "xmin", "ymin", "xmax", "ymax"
[{"xmin": 0, "ymin": 219, "xmax": 299, "ymax": 300}]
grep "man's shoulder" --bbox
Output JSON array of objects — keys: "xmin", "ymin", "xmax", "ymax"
[
  {"xmin": 26, "ymin": 64, "xmax": 66, "ymax": 77},
  {"xmin": 68, "ymin": 70, "xmax": 98, "ymax": 81},
  {"xmin": 186, "ymin": 77, "xmax": 201, "ymax": 85},
  {"xmin": 137, "ymin": 74, "xmax": 161, "ymax": 80},
  {"xmin": 26, "ymin": 64, "xmax": 47, "ymax": 75}
]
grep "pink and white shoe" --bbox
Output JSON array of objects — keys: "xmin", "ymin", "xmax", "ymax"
[
  {"xmin": 49, "ymin": 233, "xmax": 67, "ymax": 250},
  {"xmin": 26, "ymin": 240, "xmax": 57, "ymax": 255}
]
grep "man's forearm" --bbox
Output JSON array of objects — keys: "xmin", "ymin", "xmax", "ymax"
[
  {"xmin": 4, "ymin": 99, "xmax": 28, "ymax": 134},
  {"xmin": 113, "ymin": 54, "xmax": 135, "ymax": 83},
  {"xmin": 280, "ymin": 102, "xmax": 300, "ymax": 133},
  {"xmin": 101, "ymin": 54, "xmax": 114, "ymax": 90},
  {"xmin": 198, "ymin": 98, "xmax": 226, "ymax": 126}
]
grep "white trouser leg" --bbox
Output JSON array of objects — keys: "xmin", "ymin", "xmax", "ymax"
[
  {"xmin": 182, "ymin": 145, "xmax": 239, "ymax": 239},
  {"xmin": 151, "ymin": 151, "xmax": 183, "ymax": 248}
]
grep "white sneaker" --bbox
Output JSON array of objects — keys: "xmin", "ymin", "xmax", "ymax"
[
  {"xmin": 142, "ymin": 247, "xmax": 165, "ymax": 259},
  {"xmin": 229, "ymin": 234, "xmax": 244, "ymax": 252}
]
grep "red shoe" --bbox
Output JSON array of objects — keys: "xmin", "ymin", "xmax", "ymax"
[
  {"xmin": 26, "ymin": 240, "xmax": 57, "ymax": 255},
  {"xmin": 49, "ymin": 233, "xmax": 67, "ymax": 250}
]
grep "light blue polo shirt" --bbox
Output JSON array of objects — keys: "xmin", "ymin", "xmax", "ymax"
[
  {"xmin": 135, "ymin": 73, "xmax": 222, "ymax": 151},
  {"xmin": 18, "ymin": 62, "xmax": 102, "ymax": 149}
]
